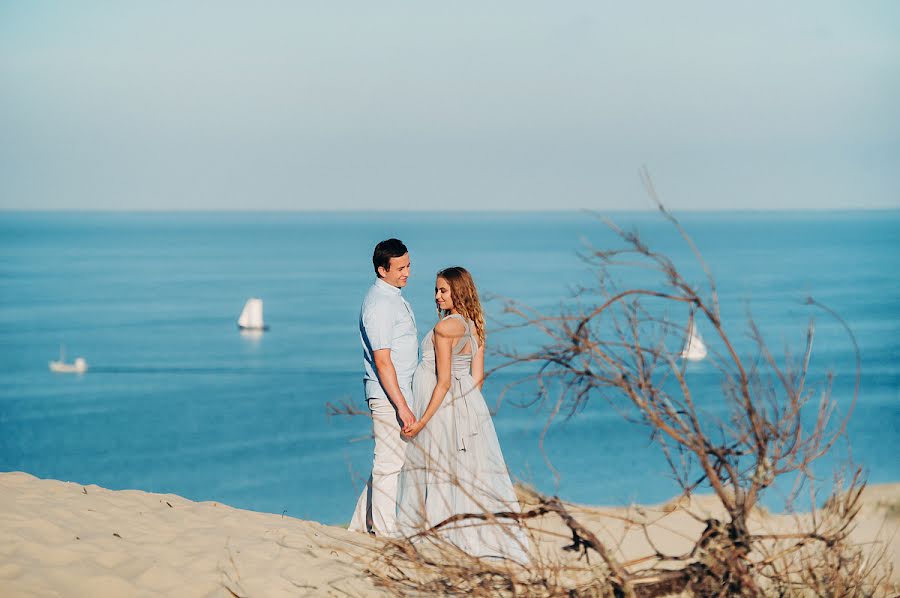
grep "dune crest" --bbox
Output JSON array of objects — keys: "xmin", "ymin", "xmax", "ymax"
[{"xmin": 2, "ymin": 472, "xmax": 898, "ymax": 596}]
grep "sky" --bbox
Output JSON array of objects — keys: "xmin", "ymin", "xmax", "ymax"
[{"xmin": 1, "ymin": 2, "xmax": 898, "ymax": 211}]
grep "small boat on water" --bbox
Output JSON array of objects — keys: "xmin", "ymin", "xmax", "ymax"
[
  {"xmin": 49, "ymin": 346, "xmax": 88, "ymax": 374},
  {"xmin": 238, "ymin": 297, "xmax": 268, "ymax": 331},
  {"xmin": 680, "ymin": 320, "xmax": 707, "ymax": 361}
]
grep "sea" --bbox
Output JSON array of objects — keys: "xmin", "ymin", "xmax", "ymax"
[{"xmin": 1, "ymin": 211, "xmax": 898, "ymax": 525}]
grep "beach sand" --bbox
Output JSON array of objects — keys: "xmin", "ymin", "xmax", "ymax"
[
  {"xmin": 0, "ymin": 472, "xmax": 379, "ymax": 597},
  {"xmin": 2, "ymin": 471, "xmax": 898, "ymax": 596}
]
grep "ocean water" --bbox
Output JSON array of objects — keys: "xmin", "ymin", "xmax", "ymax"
[{"xmin": 1, "ymin": 211, "xmax": 898, "ymax": 525}]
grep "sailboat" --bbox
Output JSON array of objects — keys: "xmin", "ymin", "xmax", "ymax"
[
  {"xmin": 49, "ymin": 345, "xmax": 88, "ymax": 374},
  {"xmin": 237, "ymin": 297, "xmax": 268, "ymax": 331},
  {"xmin": 680, "ymin": 320, "xmax": 707, "ymax": 361}
]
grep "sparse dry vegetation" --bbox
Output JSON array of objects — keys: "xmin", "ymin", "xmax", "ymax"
[{"xmin": 347, "ymin": 173, "xmax": 898, "ymax": 597}]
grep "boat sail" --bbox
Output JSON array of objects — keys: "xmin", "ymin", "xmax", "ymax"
[
  {"xmin": 49, "ymin": 345, "xmax": 88, "ymax": 373},
  {"xmin": 680, "ymin": 320, "xmax": 707, "ymax": 361},
  {"xmin": 237, "ymin": 298, "xmax": 268, "ymax": 331}
]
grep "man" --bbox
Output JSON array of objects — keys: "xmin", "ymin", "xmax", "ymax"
[{"xmin": 349, "ymin": 238, "xmax": 418, "ymax": 537}]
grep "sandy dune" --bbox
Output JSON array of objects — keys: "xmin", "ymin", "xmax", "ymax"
[
  {"xmin": 0, "ymin": 472, "xmax": 380, "ymax": 597},
  {"xmin": 2, "ymin": 472, "xmax": 897, "ymax": 596}
]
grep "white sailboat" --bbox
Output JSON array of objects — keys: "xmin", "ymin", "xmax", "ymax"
[
  {"xmin": 49, "ymin": 345, "xmax": 88, "ymax": 374},
  {"xmin": 680, "ymin": 320, "xmax": 707, "ymax": 361},
  {"xmin": 237, "ymin": 297, "xmax": 268, "ymax": 331}
]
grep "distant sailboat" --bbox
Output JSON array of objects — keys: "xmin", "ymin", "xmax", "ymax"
[
  {"xmin": 49, "ymin": 345, "xmax": 88, "ymax": 374},
  {"xmin": 680, "ymin": 320, "xmax": 707, "ymax": 361},
  {"xmin": 237, "ymin": 298, "xmax": 268, "ymax": 331}
]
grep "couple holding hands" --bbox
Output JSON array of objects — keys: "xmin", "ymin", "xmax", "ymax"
[{"xmin": 349, "ymin": 238, "xmax": 529, "ymax": 563}]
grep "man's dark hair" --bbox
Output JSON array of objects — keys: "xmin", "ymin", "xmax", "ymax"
[{"xmin": 373, "ymin": 238, "xmax": 408, "ymax": 277}]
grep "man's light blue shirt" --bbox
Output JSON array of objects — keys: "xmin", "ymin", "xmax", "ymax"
[{"xmin": 360, "ymin": 278, "xmax": 418, "ymax": 401}]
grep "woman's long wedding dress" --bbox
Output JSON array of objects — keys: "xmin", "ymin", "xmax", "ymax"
[{"xmin": 397, "ymin": 314, "xmax": 529, "ymax": 563}]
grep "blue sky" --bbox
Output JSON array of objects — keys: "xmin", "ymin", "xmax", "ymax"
[{"xmin": 1, "ymin": 2, "xmax": 898, "ymax": 211}]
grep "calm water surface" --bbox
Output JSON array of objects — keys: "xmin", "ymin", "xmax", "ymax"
[{"xmin": 1, "ymin": 211, "xmax": 897, "ymax": 524}]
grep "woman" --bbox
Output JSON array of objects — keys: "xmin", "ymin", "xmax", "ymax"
[{"xmin": 397, "ymin": 267, "xmax": 529, "ymax": 563}]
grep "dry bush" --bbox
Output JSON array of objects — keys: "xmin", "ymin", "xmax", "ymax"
[
  {"xmin": 347, "ymin": 173, "xmax": 897, "ymax": 597},
  {"xmin": 366, "ymin": 487, "xmax": 636, "ymax": 597}
]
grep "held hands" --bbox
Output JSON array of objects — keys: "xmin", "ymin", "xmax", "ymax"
[
  {"xmin": 397, "ymin": 405, "xmax": 416, "ymax": 430},
  {"xmin": 398, "ymin": 406, "xmax": 424, "ymax": 438},
  {"xmin": 401, "ymin": 419, "xmax": 424, "ymax": 439}
]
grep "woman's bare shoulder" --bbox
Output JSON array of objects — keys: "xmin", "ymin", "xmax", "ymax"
[{"xmin": 434, "ymin": 317, "xmax": 466, "ymax": 338}]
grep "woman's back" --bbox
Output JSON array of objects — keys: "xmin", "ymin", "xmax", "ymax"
[{"xmin": 419, "ymin": 314, "xmax": 479, "ymax": 377}]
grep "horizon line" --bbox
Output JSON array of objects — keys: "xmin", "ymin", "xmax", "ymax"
[{"xmin": 2, "ymin": 206, "xmax": 899, "ymax": 214}]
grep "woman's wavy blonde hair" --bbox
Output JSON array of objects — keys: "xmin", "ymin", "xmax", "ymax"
[{"xmin": 437, "ymin": 266, "xmax": 486, "ymax": 347}]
